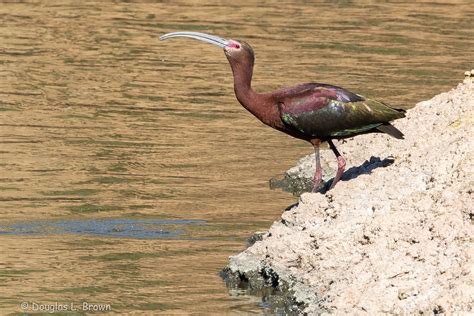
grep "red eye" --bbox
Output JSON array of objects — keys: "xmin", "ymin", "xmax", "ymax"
[{"xmin": 226, "ymin": 41, "xmax": 241, "ymax": 49}]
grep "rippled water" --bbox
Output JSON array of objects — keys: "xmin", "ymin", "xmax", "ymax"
[
  {"xmin": 1, "ymin": 1, "xmax": 473, "ymax": 314},
  {"xmin": 0, "ymin": 218, "xmax": 205, "ymax": 239}
]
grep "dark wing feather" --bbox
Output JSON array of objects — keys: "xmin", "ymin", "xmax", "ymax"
[
  {"xmin": 278, "ymin": 84, "xmax": 405, "ymax": 138},
  {"xmin": 376, "ymin": 124, "xmax": 404, "ymax": 139},
  {"xmin": 310, "ymin": 83, "xmax": 365, "ymax": 103},
  {"xmin": 276, "ymin": 83, "xmax": 364, "ymax": 104}
]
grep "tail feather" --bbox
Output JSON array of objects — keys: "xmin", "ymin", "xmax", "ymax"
[{"xmin": 376, "ymin": 123, "xmax": 404, "ymax": 139}]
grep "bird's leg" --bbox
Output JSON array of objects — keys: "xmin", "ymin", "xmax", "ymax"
[
  {"xmin": 310, "ymin": 139, "xmax": 322, "ymax": 192},
  {"xmin": 328, "ymin": 139, "xmax": 346, "ymax": 190}
]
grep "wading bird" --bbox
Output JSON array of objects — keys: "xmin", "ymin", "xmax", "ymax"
[{"xmin": 160, "ymin": 32, "xmax": 405, "ymax": 192}]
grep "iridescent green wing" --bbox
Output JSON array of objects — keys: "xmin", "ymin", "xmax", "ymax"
[{"xmin": 279, "ymin": 84, "xmax": 405, "ymax": 138}]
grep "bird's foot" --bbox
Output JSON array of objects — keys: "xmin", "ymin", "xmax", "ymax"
[
  {"xmin": 312, "ymin": 176, "xmax": 322, "ymax": 193},
  {"xmin": 311, "ymin": 183, "xmax": 322, "ymax": 193}
]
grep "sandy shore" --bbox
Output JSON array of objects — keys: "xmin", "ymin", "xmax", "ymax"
[{"xmin": 223, "ymin": 74, "xmax": 473, "ymax": 314}]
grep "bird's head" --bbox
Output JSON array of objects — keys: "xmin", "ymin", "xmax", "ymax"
[
  {"xmin": 224, "ymin": 40, "xmax": 254, "ymax": 67},
  {"xmin": 160, "ymin": 31, "xmax": 254, "ymax": 68}
]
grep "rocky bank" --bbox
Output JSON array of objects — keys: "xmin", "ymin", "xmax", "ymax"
[{"xmin": 223, "ymin": 74, "xmax": 473, "ymax": 314}]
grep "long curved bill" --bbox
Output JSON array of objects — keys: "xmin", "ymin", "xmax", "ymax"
[{"xmin": 160, "ymin": 31, "xmax": 229, "ymax": 48}]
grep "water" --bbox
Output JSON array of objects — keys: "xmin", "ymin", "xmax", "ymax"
[
  {"xmin": 1, "ymin": 1, "xmax": 472, "ymax": 314},
  {"xmin": 0, "ymin": 218, "xmax": 205, "ymax": 239}
]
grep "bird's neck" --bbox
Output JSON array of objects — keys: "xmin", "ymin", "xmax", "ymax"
[
  {"xmin": 230, "ymin": 61, "xmax": 277, "ymax": 126},
  {"xmin": 231, "ymin": 62, "xmax": 255, "ymax": 105}
]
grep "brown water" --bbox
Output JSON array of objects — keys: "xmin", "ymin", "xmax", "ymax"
[{"xmin": 1, "ymin": 1, "xmax": 473, "ymax": 314}]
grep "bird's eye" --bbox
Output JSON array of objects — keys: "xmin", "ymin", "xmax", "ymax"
[{"xmin": 226, "ymin": 41, "xmax": 241, "ymax": 49}]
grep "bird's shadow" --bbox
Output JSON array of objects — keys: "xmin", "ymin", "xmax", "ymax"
[
  {"xmin": 272, "ymin": 156, "xmax": 396, "ymax": 200},
  {"xmin": 317, "ymin": 156, "xmax": 395, "ymax": 194}
]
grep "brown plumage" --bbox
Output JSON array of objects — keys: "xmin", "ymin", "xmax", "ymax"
[{"xmin": 160, "ymin": 32, "xmax": 405, "ymax": 192}]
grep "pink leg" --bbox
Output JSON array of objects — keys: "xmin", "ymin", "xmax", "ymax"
[
  {"xmin": 328, "ymin": 139, "xmax": 346, "ymax": 190},
  {"xmin": 311, "ymin": 139, "xmax": 322, "ymax": 192}
]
